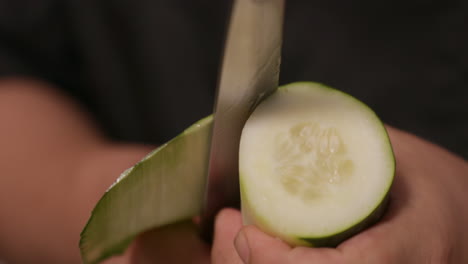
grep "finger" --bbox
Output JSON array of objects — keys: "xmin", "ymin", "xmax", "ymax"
[
  {"xmin": 239, "ymin": 225, "xmax": 342, "ymax": 264},
  {"xmin": 235, "ymin": 225, "xmax": 289, "ymax": 264},
  {"xmin": 212, "ymin": 208, "xmax": 244, "ymax": 264}
]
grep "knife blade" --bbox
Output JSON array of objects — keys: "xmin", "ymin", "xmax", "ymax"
[{"xmin": 199, "ymin": 0, "xmax": 285, "ymax": 242}]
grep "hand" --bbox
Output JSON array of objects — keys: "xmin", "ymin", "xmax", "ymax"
[{"xmin": 212, "ymin": 126, "xmax": 468, "ymax": 264}]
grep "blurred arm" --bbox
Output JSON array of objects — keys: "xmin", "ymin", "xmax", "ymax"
[{"xmin": 0, "ymin": 78, "xmax": 153, "ymax": 263}]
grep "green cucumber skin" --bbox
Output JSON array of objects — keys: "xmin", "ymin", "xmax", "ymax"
[
  {"xmin": 80, "ymin": 116, "xmax": 213, "ymax": 264},
  {"xmin": 299, "ymin": 193, "xmax": 390, "ymax": 247},
  {"xmin": 240, "ymin": 82, "xmax": 395, "ymax": 248}
]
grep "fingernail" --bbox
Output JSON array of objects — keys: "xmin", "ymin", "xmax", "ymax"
[{"xmin": 234, "ymin": 231, "xmax": 250, "ymax": 263}]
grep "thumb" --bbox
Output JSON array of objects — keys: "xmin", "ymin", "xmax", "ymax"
[
  {"xmin": 235, "ymin": 225, "xmax": 342, "ymax": 264},
  {"xmin": 211, "ymin": 208, "xmax": 244, "ymax": 264},
  {"xmin": 234, "ymin": 225, "xmax": 290, "ymax": 264}
]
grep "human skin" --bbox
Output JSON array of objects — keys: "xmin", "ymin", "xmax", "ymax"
[
  {"xmin": 0, "ymin": 78, "xmax": 154, "ymax": 263},
  {"xmin": 211, "ymin": 126, "xmax": 468, "ymax": 264},
  {"xmin": 2, "ymin": 78, "xmax": 467, "ymax": 263}
]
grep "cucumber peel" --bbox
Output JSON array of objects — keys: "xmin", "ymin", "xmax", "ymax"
[
  {"xmin": 80, "ymin": 82, "xmax": 394, "ymax": 263},
  {"xmin": 79, "ymin": 116, "xmax": 212, "ymax": 264},
  {"xmin": 239, "ymin": 82, "xmax": 394, "ymax": 246}
]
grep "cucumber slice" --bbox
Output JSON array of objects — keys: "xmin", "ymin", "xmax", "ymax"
[
  {"xmin": 80, "ymin": 116, "xmax": 212, "ymax": 264},
  {"xmin": 239, "ymin": 82, "xmax": 395, "ymax": 247}
]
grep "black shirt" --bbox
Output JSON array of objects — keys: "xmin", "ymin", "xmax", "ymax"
[{"xmin": 0, "ymin": 0, "xmax": 467, "ymax": 158}]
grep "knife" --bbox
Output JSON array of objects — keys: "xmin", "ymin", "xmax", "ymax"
[{"xmin": 199, "ymin": 0, "xmax": 285, "ymax": 242}]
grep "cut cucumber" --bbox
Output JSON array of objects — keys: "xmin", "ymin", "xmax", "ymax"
[
  {"xmin": 239, "ymin": 82, "xmax": 395, "ymax": 246},
  {"xmin": 80, "ymin": 116, "xmax": 212, "ymax": 264},
  {"xmin": 80, "ymin": 82, "xmax": 394, "ymax": 263}
]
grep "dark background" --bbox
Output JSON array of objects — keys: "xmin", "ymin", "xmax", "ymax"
[{"xmin": 0, "ymin": 0, "xmax": 466, "ymax": 158}]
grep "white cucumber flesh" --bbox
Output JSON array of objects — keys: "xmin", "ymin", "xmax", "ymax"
[{"xmin": 239, "ymin": 82, "xmax": 395, "ymax": 246}]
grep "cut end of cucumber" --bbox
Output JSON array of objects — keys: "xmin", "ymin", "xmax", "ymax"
[{"xmin": 239, "ymin": 82, "xmax": 394, "ymax": 247}]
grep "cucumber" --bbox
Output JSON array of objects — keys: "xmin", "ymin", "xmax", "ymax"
[
  {"xmin": 239, "ymin": 82, "xmax": 395, "ymax": 246},
  {"xmin": 80, "ymin": 116, "xmax": 212, "ymax": 264},
  {"xmin": 80, "ymin": 82, "xmax": 394, "ymax": 263}
]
